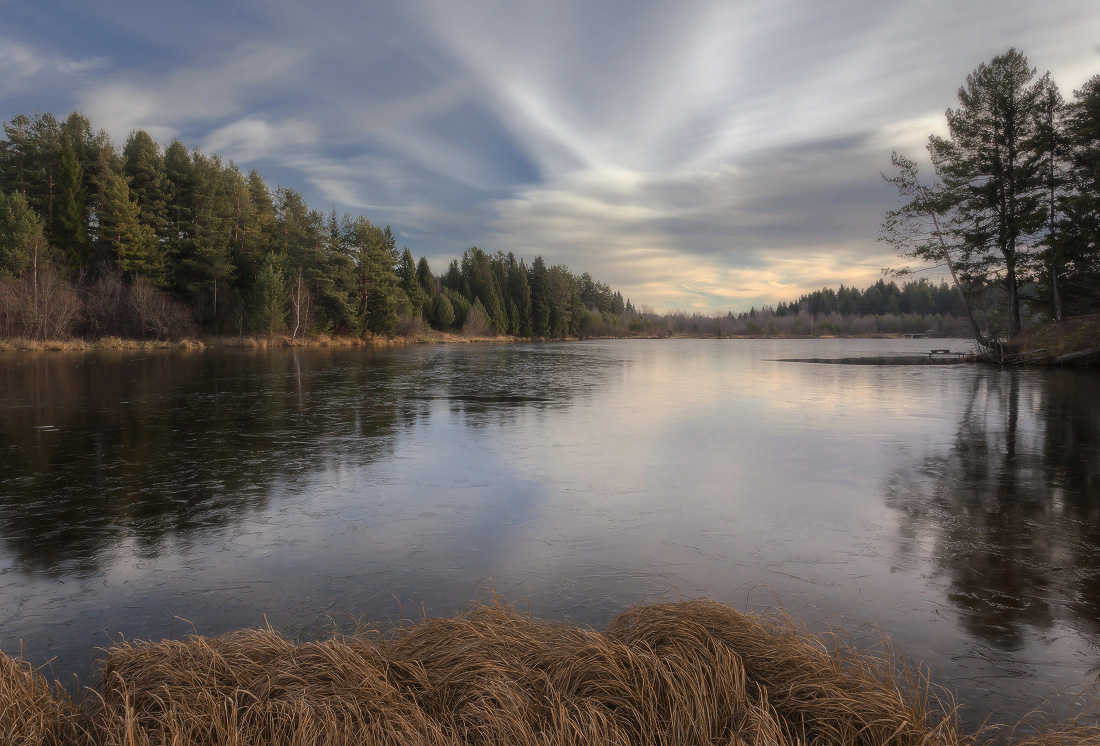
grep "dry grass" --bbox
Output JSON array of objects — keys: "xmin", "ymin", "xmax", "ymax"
[
  {"xmin": 1007, "ymin": 313, "xmax": 1100, "ymax": 361},
  {"xmin": 2, "ymin": 598, "xmax": 1097, "ymax": 745},
  {"xmin": 0, "ymin": 649, "xmax": 86, "ymax": 745}
]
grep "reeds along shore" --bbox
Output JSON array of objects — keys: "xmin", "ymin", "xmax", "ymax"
[{"xmin": 2, "ymin": 599, "xmax": 1097, "ymax": 746}]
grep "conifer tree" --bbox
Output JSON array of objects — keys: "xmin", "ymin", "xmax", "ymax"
[
  {"xmin": 122, "ymin": 130, "xmax": 169, "ymax": 244},
  {"xmin": 928, "ymin": 49, "xmax": 1048, "ymax": 336},
  {"xmin": 416, "ymin": 256, "xmax": 434, "ymax": 296},
  {"xmin": 0, "ymin": 190, "xmax": 47, "ymax": 277},
  {"xmin": 100, "ymin": 171, "xmax": 163, "ymax": 282},
  {"xmin": 54, "ymin": 141, "xmax": 89, "ymax": 266},
  {"xmin": 529, "ymin": 255, "xmax": 550, "ymax": 336},
  {"xmin": 251, "ymin": 253, "xmax": 288, "ymax": 335}
]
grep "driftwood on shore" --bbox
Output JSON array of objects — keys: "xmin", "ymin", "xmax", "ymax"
[
  {"xmin": 1055, "ymin": 345, "xmax": 1100, "ymax": 366},
  {"xmin": 3, "ymin": 598, "xmax": 1098, "ymax": 745}
]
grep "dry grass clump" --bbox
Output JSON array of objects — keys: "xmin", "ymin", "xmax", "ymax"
[
  {"xmin": 2, "ymin": 598, "xmax": 1098, "ymax": 745},
  {"xmin": 0, "ymin": 649, "xmax": 85, "ymax": 745}
]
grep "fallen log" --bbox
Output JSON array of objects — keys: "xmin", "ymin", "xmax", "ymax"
[{"xmin": 1054, "ymin": 346, "xmax": 1100, "ymax": 366}]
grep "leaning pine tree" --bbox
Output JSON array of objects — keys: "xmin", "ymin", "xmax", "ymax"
[{"xmin": 928, "ymin": 48, "xmax": 1048, "ymax": 338}]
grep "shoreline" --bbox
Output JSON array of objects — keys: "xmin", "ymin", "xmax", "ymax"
[
  {"xmin": 0, "ymin": 331, "xmax": 966, "ymax": 353},
  {"xmin": 2, "ymin": 323, "xmax": 1096, "ymax": 367}
]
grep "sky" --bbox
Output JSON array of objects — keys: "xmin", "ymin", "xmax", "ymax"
[{"xmin": 2, "ymin": 1, "xmax": 1099, "ymax": 312}]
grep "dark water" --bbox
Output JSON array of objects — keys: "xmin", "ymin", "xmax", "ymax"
[{"xmin": 1, "ymin": 339, "xmax": 1098, "ymax": 726}]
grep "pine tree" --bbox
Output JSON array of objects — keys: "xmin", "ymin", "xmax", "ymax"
[
  {"xmin": 187, "ymin": 152, "xmax": 236, "ymax": 325},
  {"xmin": 529, "ymin": 255, "xmax": 550, "ymax": 336},
  {"xmin": 54, "ymin": 141, "xmax": 89, "ymax": 266},
  {"xmin": 352, "ymin": 216, "xmax": 399, "ymax": 337},
  {"xmin": 929, "ymin": 49, "xmax": 1048, "ymax": 337},
  {"xmin": 122, "ymin": 130, "xmax": 169, "ymax": 244},
  {"xmin": 1061, "ymin": 74, "xmax": 1100, "ymax": 314}
]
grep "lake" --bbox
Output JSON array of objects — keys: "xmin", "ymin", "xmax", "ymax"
[{"xmin": 1, "ymin": 338, "xmax": 1097, "ymax": 727}]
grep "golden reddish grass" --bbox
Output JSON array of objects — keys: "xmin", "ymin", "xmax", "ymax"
[{"xmin": 2, "ymin": 598, "xmax": 1096, "ymax": 745}]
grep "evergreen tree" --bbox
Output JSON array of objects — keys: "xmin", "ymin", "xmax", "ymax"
[
  {"xmin": 122, "ymin": 130, "xmax": 169, "ymax": 244},
  {"xmin": 61, "ymin": 113, "xmax": 119, "ymax": 264},
  {"xmin": 251, "ymin": 253, "xmax": 288, "ymax": 335},
  {"xmin": 0, "ymin": 113, "xmax": 61, "ymax": 233},
  {"xmin": 509, "ymin": 257, "xmax": 532, "ymax": 336},
  {"xmin": 929, "ymin": 49, "xmax": 1049, "ymax": 336},
  {"xmin": 416, "ymin": 255, "xmax": 434, "ymax": 295},
  {"xmin": 163, "ymin": 139, "xmax": 194, "ymax": 282},
  {"xmin": 99, "ymin": 172, "xmax": 163, "ymax": 282},
  {"xmin": 434, "ymin": 292, "xmax": 455, "ymax": 330},
  {"xmin": 1061, "ymin": 74, "xmax": 1100, "ymax": 314},
  {"xmin": 187, "ymin": 152, "xmax": 237, "ymax": 325},
  {"xmin": 529, "ymin": 255, "xmax": 550, "ymax": 336},
  {"xmin": 54, "ymin": 141, "xmax": 89, "ymax": 266},
  {"xmin": 0, "ymin": 190, "xmax": 47, "ymax": 277},
  {"xmin": 1032, "ymin": 75, "xmax": 1069, "ymax": 319},
  {"xmin": 352, "ymin": 216, "xmax": 399, "ymax": 337},
  {"xmin": 397, "ymin": 246, "xmax": 425, "ymax": 323}
]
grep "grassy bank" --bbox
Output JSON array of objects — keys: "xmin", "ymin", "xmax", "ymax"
[
  {"xmin": 2, "ymin": 599, "xmax": 1095, "ymax": 745},
  {"xmin": 1005, "ymin": 313, "xmax": 1100, "ymax": 366}
]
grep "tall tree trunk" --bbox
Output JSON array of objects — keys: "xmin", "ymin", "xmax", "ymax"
[
  {"xmin": 1048, "ymin": 101, "xmax": 1062, "ymax": 322},
  {"xmin": 1006, "ymin": 250, "xmax": 1021, "ymax": 338},
  {"xmin": 921, "ymin": 184, "xmax": 987, "ymax": 347}
]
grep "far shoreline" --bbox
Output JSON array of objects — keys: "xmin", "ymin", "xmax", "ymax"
[
  {"xmin": 0, "ymin": 330, "xmax": 970, "ymax": 353},
  {"xmin": 3, "ymin": 318, "xmax": 1096, "ymax": 367}
]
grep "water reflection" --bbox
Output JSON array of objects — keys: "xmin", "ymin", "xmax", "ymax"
[
  {"xmin": 0, "ymin": 345, "xmax": 614, "ymax": 577},
  {"xmin": 887, "ymin": 368, "xmax": 1100, "ymax": 650}
]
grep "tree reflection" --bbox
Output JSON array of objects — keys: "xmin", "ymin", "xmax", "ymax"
[
  {"xmin": 887, "ymin": 368, "xmax": 1100, "ymax": 650},
  {"xmin": 0, "ymin": 345, "xmax": 607, "ymax": 576}
]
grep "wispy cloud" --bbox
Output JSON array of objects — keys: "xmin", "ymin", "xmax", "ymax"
[
  {"xmin": 3, "ymin": 0, "xmax": 1098, "ymax": 310},
  {"xmin": 76, "ymin": 43, "xmax": 307, "ymax": 143},
  {"xmin": 0, "ymin": 38, "xmax": 109, "ymax": 95}
]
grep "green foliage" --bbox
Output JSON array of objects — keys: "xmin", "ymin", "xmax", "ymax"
[
  {"xmin": 251, "ymin": 253, "xmax": 288, "ymax": 335},
  {"xmin": 122, "ymin": 130, "xmax": 169, "ymax": 243},
  {"xmin": 0, "ymin": 107, "xmax": 637, "ymax": 340},
  {"xmin": 529, "ymin": 256, "xmax": 550, "ymax": 336},
  {"xmin": 884, "ymin": 49, "xmax": 1100, "ymax": 335},
  {"xmin": 55, "ymin": 141, "xmax": 89, "ymax": 266},
  {"xmin": 927, "ymin": 49, "xmax": 1048, "ymax": 336},
  {"xmin": 0, "ymin": 191, "xmax": 47, "ymax": 277},
  {"xmin": 443, "ymin": 287, "xmax": 470, "ymax": 329},
  {"xmin": 416, "ymin": 255, "xmax": 434, "ymax": 295},
  {"xmin": 1058, "ymin": 74, "xmax": 1100, "ymax": 314},
  {"xmin": 353, "ymin": 217, "xmax": 400, "ymax": 337},
  {"xmin": 100, "ymin": 172, "xmax": 164, "ymax": 284},
  {"xmin": 434, "ymin": 291, "xmax": 455, "ymax": 330}
]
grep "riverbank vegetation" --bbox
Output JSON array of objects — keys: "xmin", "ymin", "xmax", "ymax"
[
  {"xmin": 883, "ymin": 49, "xmax": 1100, "ymax": 356},
  {"xmin": 2, "ymin": 598, "xmax": 1094, "ymax": 745},
  {"xmin": 0, "ymin": 111, "xmax": 639, "ymax": 343},
  {"xmin": 0, "ymin": 111, "xmax": 980, "ymax": 349}
]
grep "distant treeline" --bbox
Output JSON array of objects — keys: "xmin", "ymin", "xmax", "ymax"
[
  {"xmin": 0, "ymin": 111, "xmax": 635, "ymax": 341},
  {"xmin": 627, "ymin": 278, "xmax": 970, "ymax": 338}
]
